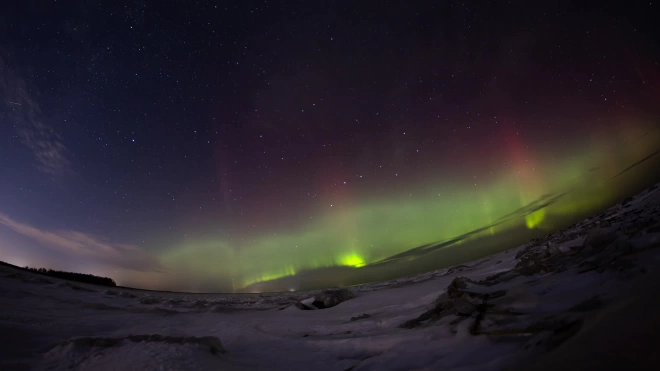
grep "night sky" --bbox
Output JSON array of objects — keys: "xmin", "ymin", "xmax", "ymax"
[{"xmin": 1, "ymin": 1, "xmax": 659, "ymax": 292}]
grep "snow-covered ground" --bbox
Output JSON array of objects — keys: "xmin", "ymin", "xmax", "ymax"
[{"xmin": 1, "ymin": 183, "xmax": 660, "ymax": 370}]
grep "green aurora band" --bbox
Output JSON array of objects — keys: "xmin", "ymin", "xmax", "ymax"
[{"xmin": 146, "ymin": 120, "xmax": 660, "ymax": 292}]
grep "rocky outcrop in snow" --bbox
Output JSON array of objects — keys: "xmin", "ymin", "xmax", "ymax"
[
  {"xmin": 398, "ymin": 183, "xmax": 660, "ymax": 358},
  {"xmin": 296, "ymin": 288, "xmax": 356, "ymax": 310},
  {"xmin": 400, "ymin": 277, "xmax": 506, "ymax": 330}
]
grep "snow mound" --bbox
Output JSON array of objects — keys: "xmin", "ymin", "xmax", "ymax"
[{"xmin": 37, "ymin": 335, "xmax": 228, "ymax": 371}]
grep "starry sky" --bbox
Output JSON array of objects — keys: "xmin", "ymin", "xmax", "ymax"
[{"xmin": 1, "ymin": 1, "xmax": 659, "ymax": 293}]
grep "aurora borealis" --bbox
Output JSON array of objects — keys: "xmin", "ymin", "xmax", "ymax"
[
  {"xmin": 156, "ymin": 125, "xmax": 660, "ymax": 292},
  {"xmin": 1, "ymin": 1, "xmax": 659, "ymax": 293}
]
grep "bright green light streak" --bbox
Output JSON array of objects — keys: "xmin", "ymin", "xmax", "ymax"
[
  {"xmin": 525, "ymin": 209, "xmax": 546, "ymax": 229},
  {"xmin": 155, "ymin": 123, "xmax": 659, "ymax": 291}
]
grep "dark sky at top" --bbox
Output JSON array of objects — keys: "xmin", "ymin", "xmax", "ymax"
[{"xmin": 1, "ymin": 1, "xmax": 659, "ymax": 292}]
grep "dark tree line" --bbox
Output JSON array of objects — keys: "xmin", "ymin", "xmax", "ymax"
[
  {"xmin": 26, "ymin": 267, "xmax": 117, "ymax": 287},
  {"xmin": 0, "ymin": 261, "xmax": 116, "ymax": 287}
]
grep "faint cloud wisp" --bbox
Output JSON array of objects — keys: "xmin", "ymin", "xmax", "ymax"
[
  {"xmin": 18, "ymin": 121, "xmax": 71, "ymax": 177},
  {"xmin": 0, "ymin": 53, "xmax": 72, "ymax": 177},
  {"xmin": 0, "ymin": 212, "xmax": 162, "ymax": 273}
]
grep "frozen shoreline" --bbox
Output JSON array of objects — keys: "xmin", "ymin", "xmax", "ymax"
[{"xmin": 1, "ymin": 182, "xmax": 659, "ymax": 370}]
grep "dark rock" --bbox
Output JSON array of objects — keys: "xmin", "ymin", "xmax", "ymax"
[
  {"xmin": 447, "ymin": 265, "xmax": 470, "ymax": 274},
  {"xmin": 483, "ymin": 290, "xmax": 507, "ymax": 299},
  {"xmin": 561, "ymin": 244, "xmax": 581, "ymax": 255},
  {"xmin": 140, "ymin": 307, "xmax": 179, "ymax": 316},
  {"xmin": 621, "ymin": 196, "xmax": 634, "ymax": 206},
  {"xmin": 577, "ymin": 260, "xmax": 598, "ymax": 274},
  {"xmin": 454, "ymin": 295, "xmax": 478, "ymax": 317},
  {"xmin": 569, "ymin": 296, "xmax": 603, "ymax": 312},
  {"xmin": 400, "ymin": 278, "xmax": 503, "ymax": 329},
  {"xmin": 208, "ymin": 305, "xmax": 240, "ymax": 313},
  {"xmin": 69, "ymin": 284, "xmax": 96, "ymax": 292},
  {"xmin": 400, "ymin": 293, "xmax": 455, "ymax": 329},
  {"xmin": 516, "ymin": 247, "xmax": 531, "ymax": 259},
  {"xmin": 469, "ymin": 298, "xmax": 490, "ymax": 334},
  {"xmin": 350, "ymin": 313, "xmax": 371, "ymax": 321},
  {"xmin": 118, "ymin": 291, "xmax": 137, "ymax": 299},
  {"xmin": 482, "ymin": 270, "xmax": 519, "ymax": 285},
  {"xmin": 544, "ymin": 319, "xmax": 584, "ymax": 350},
  {"xmin": 139, "ymin": 296, "xmax": 161, "ymax": 305},
  {"xmin": 517, "ymin": 258, "xmax": 548, "ymax": 276},
  {"xmin": 447, "ymin": 277, "xmax": 469, "ymax": 298},
  {"xmin": 547, "ymin": 243, "xmax": 561, "ymax": 256},
  {"xmin": 83, "ymin": 302, "xmax": 122, "ymax": 311},
  {"xmin": 310, "ymin": 288, "xmax": 356, "ymax": 309},
  {"xmin": 447, "ymin": 277, "xmax": 506, "ymax": 299},
  {"xmin": 295, "ymin": 301, "xmax": 314, "ymax": 310},
  {"xmin": 582, "ymin": 227, "xmax": 617, "ymax": 249},
  {"xmin": 190, "ymin": 300, "xmax": 210, "ymax": 309}
]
